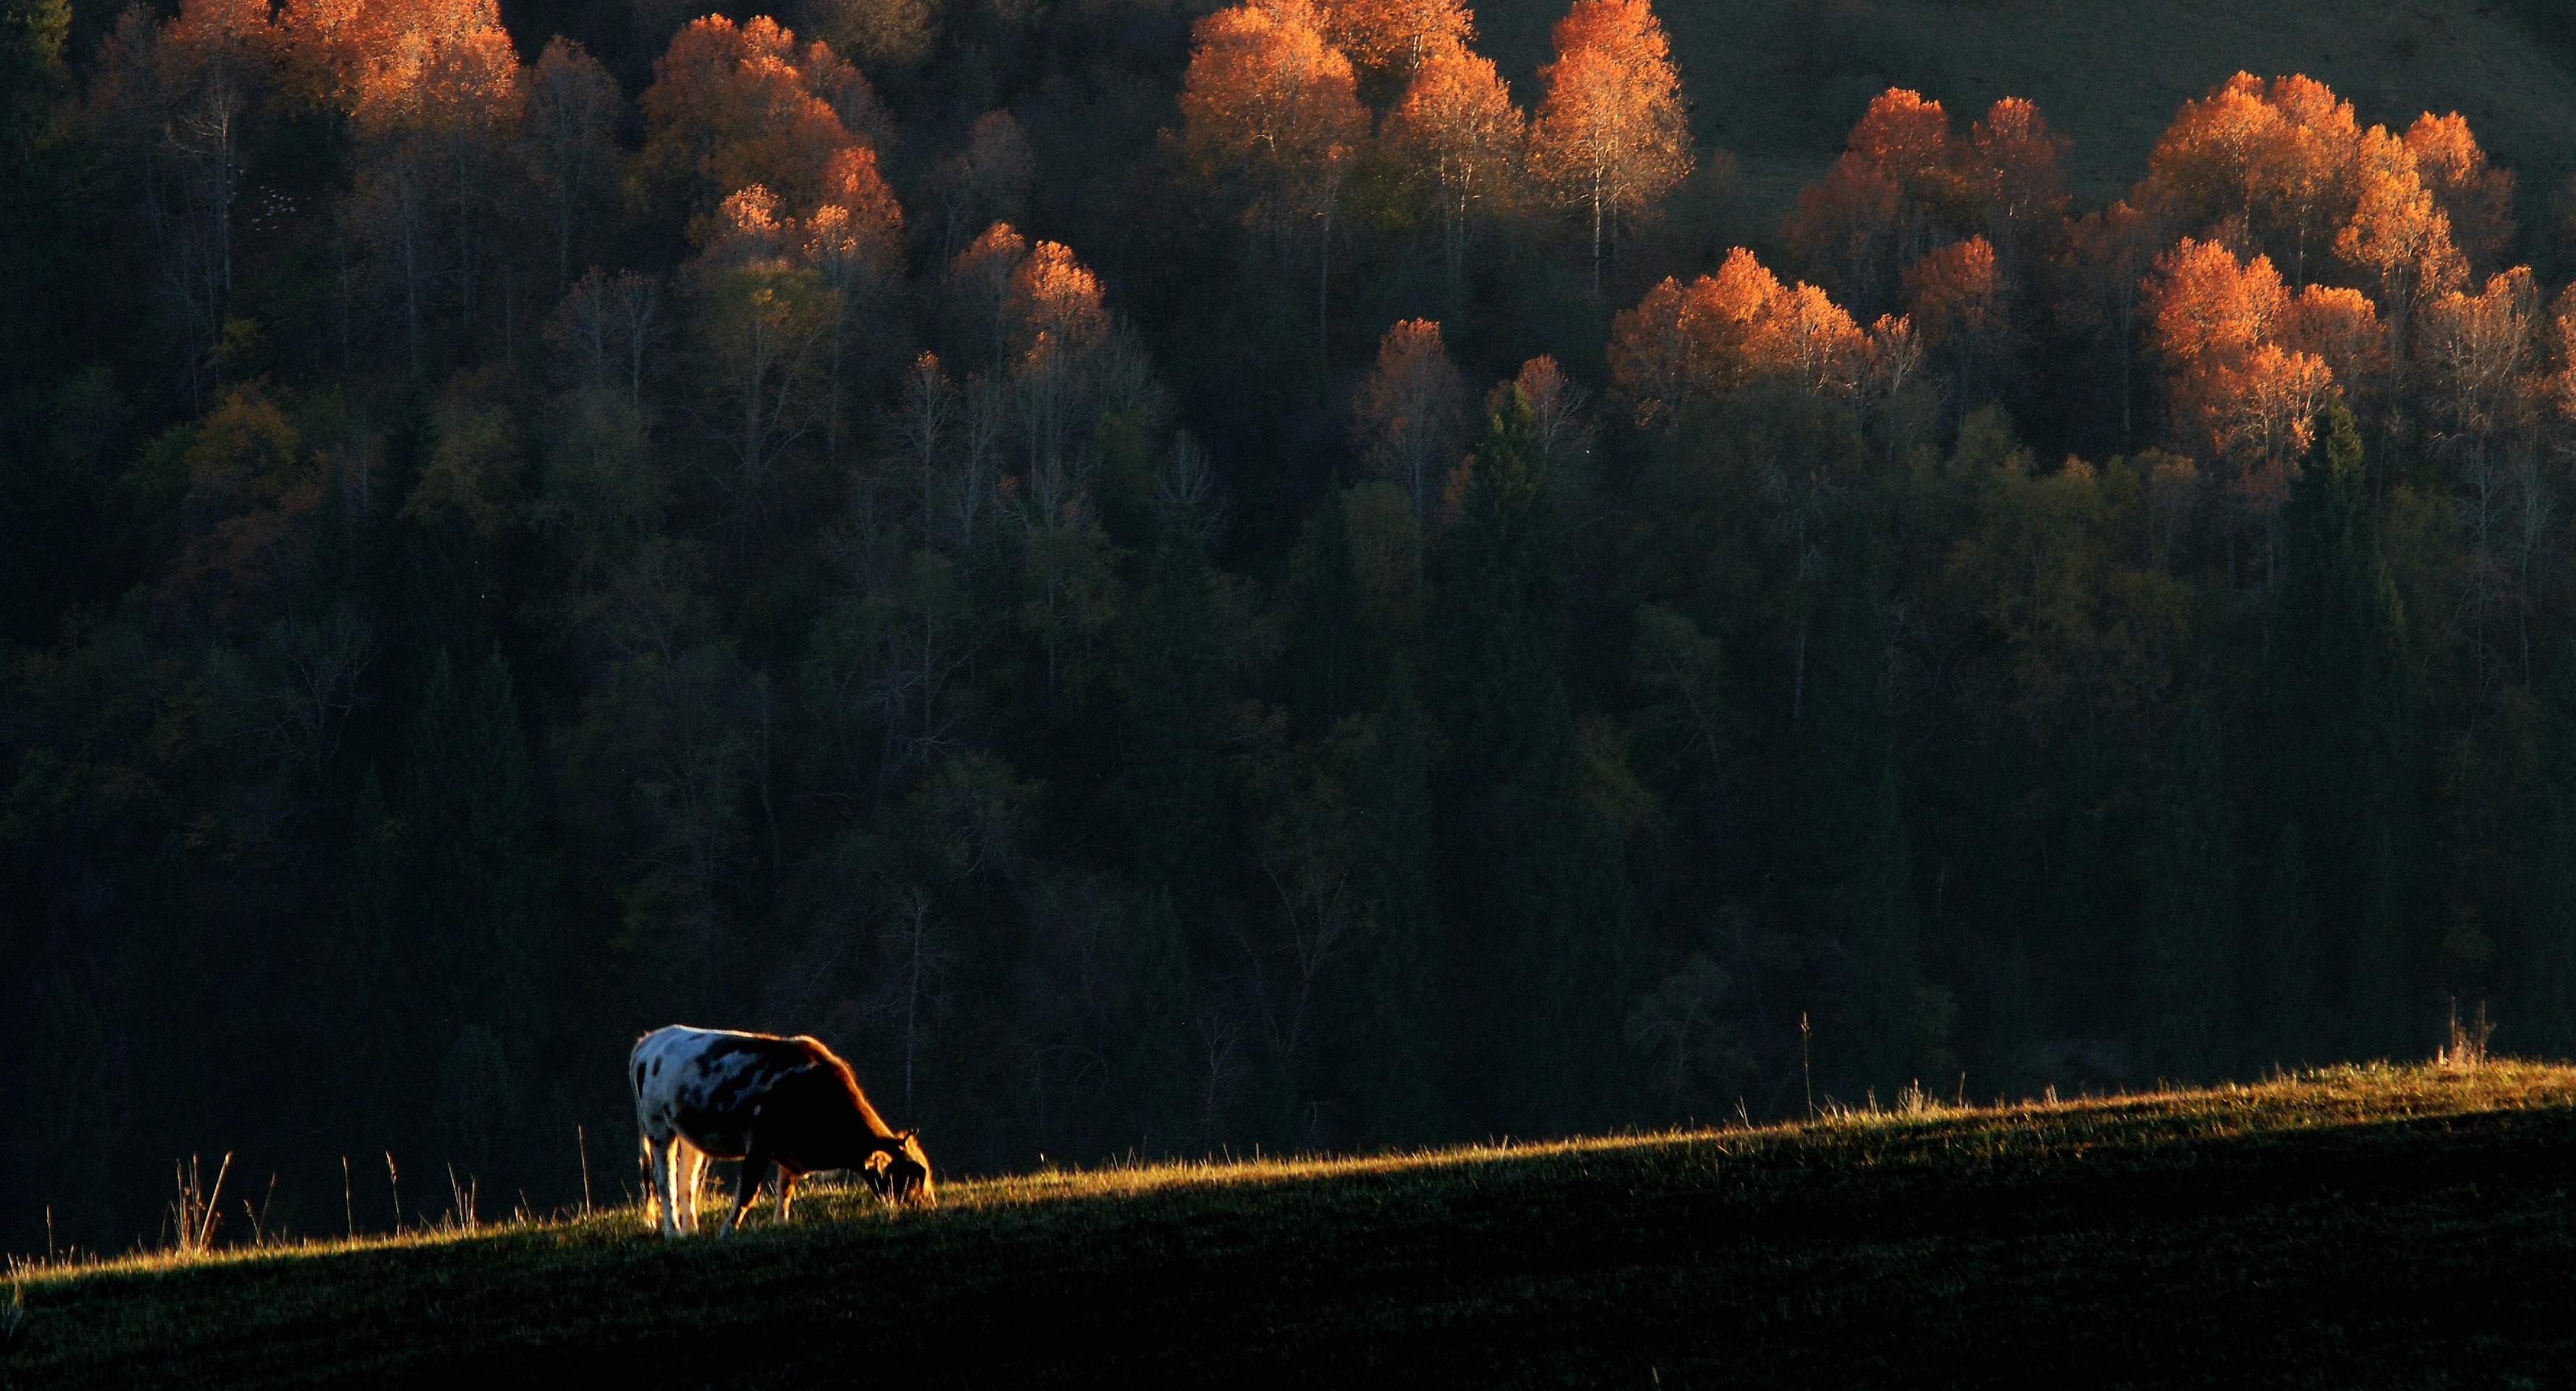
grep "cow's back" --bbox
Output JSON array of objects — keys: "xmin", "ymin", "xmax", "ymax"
[{"xmin": 632, "ymin": 1025, "xmax": 831, "ymax": 1158}]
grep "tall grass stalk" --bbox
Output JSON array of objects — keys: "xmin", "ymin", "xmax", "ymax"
[
  {"xmin": 443, "ymin": 1167, "xmax": 479, "ymax": 1235},
  {"xmin": 168, "ymin": 1154, "xmax": 231, "ymax": 1259},
  {"xmin": 2440, "ymin": 998, "xmax": 2496, "ymax": 1070}
]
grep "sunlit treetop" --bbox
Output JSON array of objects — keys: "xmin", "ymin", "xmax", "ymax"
[
  {"xmin": 1529, "ymin": 0, "xmax": 1690, "ymax": 289},
  {"xmin": 638, "ymin": 14, "xmax": 888, "ymax": 231}
]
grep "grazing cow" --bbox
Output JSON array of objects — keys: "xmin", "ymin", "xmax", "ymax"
[{"xmin": 630, "ymin": 1025, "xmax": 935, "ymax": 1238}]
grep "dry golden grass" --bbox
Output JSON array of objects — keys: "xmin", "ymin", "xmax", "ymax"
[{"xmin": 12, "ymin": 1060, "xmax": 2576, "ymax": 1387}]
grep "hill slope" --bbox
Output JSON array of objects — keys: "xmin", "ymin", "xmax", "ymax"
[
  {"xmin": 10, "ymin": 1063, "xmax": 2576, "ymax": 1387},
  {"xmin": 1474, "ymin": 0, "xmax": 2576, "ymax": 256}
]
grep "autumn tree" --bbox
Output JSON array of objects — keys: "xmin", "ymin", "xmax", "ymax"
[
  {"xmin": 1784, "ymin": 151, "xmax": 1905, "ymax": 318},
  {"xmin": 1007, "ymin": 238, "xmax": 1113, "ymax": 483},
  {"xmin": 687, "ymin": 184, "xmax": 835, "ymax": 549},
  {"xmin": 344, "ymin": 0, "xmax": 525, "ymax": 369},
  {"xmin": 522, "ymin": 37, "xmax": 621, "ymax": 293},
  {"xmin": 636, "ymin": 14, "xmax": 884, "ymax": 232},
  {"xmin": 2404, "ymin": 111, "xmax": 2515, "ymax": 276},
  {"xmin": 2335, "ymin": 122, "xmax": 2468, "ymax": 381},
  {"xmin": 1609, "ymin": 248, "xmax": 1876, "ymax": 423},
  {"xmin": 1385, "ymin": 48, "xmax": 1525, "ymax": 305},
  {"xmin": 90, "ymin": 0, "xmax": 280, "ymax": 395},
  {"xmin": 2145, "ymin": 73, "xmax": 2364, "ymax": 291},
  {"xmin": 2279, "ymin": 283, "xmax": 2387, "ymax": 416},
  {"xmin": 931, "ymin": 111, "xmax": 1034, "ymax": 265},
  {"xmin": 1528, "ymin": 0, "xmax": 1690, "ymax": 293},
  {"xmin": 1177, "ymin": 0, "xmax": 1370, "ymax": 345},
  {"xmin": 804, "ymin": 143, "xmax": 904, "ymax": 466},
  {"xmin": 2147, "ymin": 73, "xmax": 2285, "ymax": 240},
  {"xmin": 2144, "ymin": 237, "xmax": 2334, "ymax": 556},
  {"xmin": 2421, "ymin": 267, "xmax": 2541, "ymax": 680},
  {"xmin": 949, "ymin": 220, "xmax": 1030, "ymax": 379},
  {"xmin": 2250, "ymin": 76, "xmax": 2361, "ymax": 289},
  {"xmin": 1354, "ymin": 318, "xmax": 1469, "ymax": 517},
  {"xmin": 1321, "ymin": 0, "xmax": 1470, "ymax": 100},
  {"xmin": 276, "ymin": 0, "xmax": 390, "ymax": 120},
  {"xmin": 1902, "ymin": 235, "xmax": 2005, "ymax": 407},
  {"xmin": 2060, "ymin": 199, "xmax": 2155, "ymax": 446},
  {"xmin": 1787, "ymin": 89, "xmax": 2061, "ymax": 318}
]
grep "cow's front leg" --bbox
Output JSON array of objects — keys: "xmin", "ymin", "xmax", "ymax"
[
  {"xmin": 646, "ymin": 1136, "xmax": 681, "ymax": 1238},
  {"xmin": 723, "ymin": 1146, "xmax": 773, "ymax": 1236},
  {"xmin": 674, "ymin": 1142, "xmax": 707, "ymax": 1234},
  {"xmin": 776, "ymin": 1169, "xmax": 797, "ymax": 1225}
]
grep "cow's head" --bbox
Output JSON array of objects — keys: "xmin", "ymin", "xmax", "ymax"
[
  {"xmin": 884, "ymin": 1130, "xmax": 935, "ymax": 1206},
  {"xmin": 858, "ymin": 1131, "xmax": 934, "ymax": 1205}
]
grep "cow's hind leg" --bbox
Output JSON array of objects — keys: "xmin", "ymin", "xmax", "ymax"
[
  {"xmin": 722, "ymin": 1146, "xmax": 773, "ymax": 1235},
  {"xmin": 776, "ymin": 1170, "xmax": 797, "ymax": 1225}
]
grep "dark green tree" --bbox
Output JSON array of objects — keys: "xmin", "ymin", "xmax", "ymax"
[
  {"xmin": 2268, "ymin": 404, "xmax": 2423, "ymax": 1060},
  {"xmin": 2131, "ymin": 698, "xmax": 2239, "ymax": 1081},
  {"xmin": 21, "ymin": 973, "xmax": 115, "ymax": 1252},
  {"xmin": 2522, "ymin": 643, "xmax": 2576, "ymax": 1057},
  {"xmin": 1428, "ymin": 385, "xmax": 1608, "ymax": 1130}
]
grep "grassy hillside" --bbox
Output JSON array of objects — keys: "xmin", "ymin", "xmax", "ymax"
[
  {"xmin": 9, "ymin": 1062, "xmax": 2576, "ymax": 1387},
  {"xmin": 1474, "ymin": 0, "xmax": 2576, "ymax": 258}
]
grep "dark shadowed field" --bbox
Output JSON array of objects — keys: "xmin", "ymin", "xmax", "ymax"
[{"xmin": 7, "ymin": 1062, "xmax": 2575, "ymax": 1388}]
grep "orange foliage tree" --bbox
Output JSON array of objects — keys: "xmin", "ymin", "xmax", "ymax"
[
  {"xmin": 2336, "ymin": 122, "xmax": 2470, "ymax": 384},
  {"xmin": 1606, "ymin": 248, "xmax": 1878, "ymax": 423},
  {"xmin": 2144, "ymin": 72, "xmax": 2362, "ymax": 289},
  {"xmin": 2404, "ymin": 111, "xmax": 2517, "ymax": 276},
  {"xmin": 1787, "ymin": 90, "xmax": 2067, "ymax": 320},
  {"xmin": 1355, "ymin": 318, "xmax": 1470, "ymax": 516},
  {"xmin": 1966, "ymin": 98, "xmax": 2069, "ymax": 286},
  {"xmin": 804, "ymin": 144, "xmax": 904, "ymax": 465},
  {"xmin": 2278, "ymin": 284, "xmax": 2388, "ymax": 415},
  {"xmin": 1321, "ymin": 0, "xmax": 1470, "ymax": 98},
  {"xmin": 2146, "ymin": 73, "xmax": 2286, "ymax": 237},
  {"xmin": 1528, "ymin": 0, "xmax": 1690, "ymax": 293},
  {"xmin": 1902, "ymin": 235, "xmax": 2005, "ymax": 407},
  {"xmin": 1177, "ymin": 0, "xmax": 1370, "ymax": 345},
  {"xmin": 2143, "ymin": 237, "xmax": 2333, "ymax": 523},
  {"xmin": 276, "ymin": 0, "xmax": 388, "ymax": 119},
  {"xmin": 688, "ymin": 184, "xmax": 834, "ymax": 541},
  {"xmin": 344, "ymin": 0, "xmax": 525, "ymax": 369},
  {"xmin": 637, "ymin": 15, "xmax": 884, "ymax": 231},
  {"xmin": 1007, "ymin": 240, "xmax": 1114, "ymax": 478},
  {"xmin": 1385, "ymin": 48, "xmax": 1525, "ymax": 303}
]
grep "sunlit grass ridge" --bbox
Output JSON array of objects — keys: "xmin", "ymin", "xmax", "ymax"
[
  {"xmin": 16, "ymin": 1057, "xmax": 2576, "ymax": 1280},
  {"xmin": 12, "ymin": 1060, "xmax": 2576, "ymax": 1387}
]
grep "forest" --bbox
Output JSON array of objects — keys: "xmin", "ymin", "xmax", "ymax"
[{"xmin": 7, "ymin": 0, "xmax": 2576, "ymax": 1255}]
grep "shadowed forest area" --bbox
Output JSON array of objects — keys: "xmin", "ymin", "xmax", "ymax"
[{"xmin": 11, "ymin": 0, "xmax": 2576, "ymax": 1259}]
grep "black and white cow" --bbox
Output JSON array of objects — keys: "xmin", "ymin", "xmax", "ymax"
[{"xmin": 630, "ymin": 1025, "xmax": 935, "ymax": 1237}]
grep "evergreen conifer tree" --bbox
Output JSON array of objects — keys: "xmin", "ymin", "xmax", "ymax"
[
  {"xmin": 2131, "ymin": 698, "xmax": 2239, "ymax": 1081},
  {"xmin": 2270, "ymin": 403, "xmax": 2423, "ymax": 1060}
]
